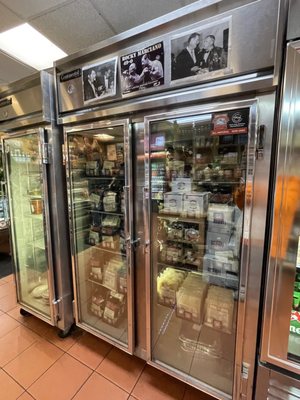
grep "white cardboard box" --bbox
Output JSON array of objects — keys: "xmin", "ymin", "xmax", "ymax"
[
  {"xmin": 183, "ymin": 192, "xmax": 209, "ymax": 216},
  {"xmin": 163, "ymin": 192, "xmax": 184, "ymax": 214}
]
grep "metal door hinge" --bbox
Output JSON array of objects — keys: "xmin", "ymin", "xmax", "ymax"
[
  {"xmin": 256, "ymin": 125, "xmax": 265, "ymax": 160},
  {"xmin": 42, "ymin": 143, "xmax": 52, "ymax": 164},
  {"xmin": 52, "ymin": 298, "xmax": 61, "ymax": 322},
  {"xmin": 240, "ymin": 362, "xmax": 250, "ymax": 398}
]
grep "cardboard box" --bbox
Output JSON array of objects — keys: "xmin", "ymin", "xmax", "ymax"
[
  {"xmin": 172, "ymin": 178, "xmax": 192, "ymax": 193},
  {"xmin": 206, "ymin": 231, "xmax": 232, "ymax": 253},
  {"xmin": 207, "ymin": 204, "xmax": 235, "ymax": 225},
  {"xmin": 163, "ymin": 192, "xmax": 184, "ymax": 214},
  {"xmin": 203, "ymin": 254, "xmax": 239, "ymax": 274},
  {"xmin": 183, "ymin": 192, "xmax": 209, "ymax": 216}
]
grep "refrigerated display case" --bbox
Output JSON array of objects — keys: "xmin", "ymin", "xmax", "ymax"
[
  {"xmin": 64, "ymin": 120, "xmax": 134, "ymax": 352},
  {"xmin": 256, "ymin": 4, "xmax": 300, "ymax": 396},
  {"xmin": 0, "ymin": 72, "xmax": 73, "ymax": 335},
  {"xmin": 54, "ymin": 0, "xmax": 286, "ymax": 396}
]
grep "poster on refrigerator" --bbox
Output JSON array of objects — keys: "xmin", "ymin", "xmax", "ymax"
[
  {"xmin": 210, "ymin": 109, "xmax": 249, "ymax": 136},
  {"xmin": 120, "ymin": 41, "xmax": 164, "ymax": 95},
  {"xmin": 82, "ymin": 57, "xmax": 117, "ymax": 104},
  {"xmin": 171, "ymin": 18, "xmax": 230, "ymax": 83}
]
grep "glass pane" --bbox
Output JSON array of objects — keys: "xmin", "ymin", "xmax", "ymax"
[
  {"xmin": 5, "ymin": 134, "xmax": 50, "ymax": 317},
  {"xmin": 68, "ymin": 126, "xmax": 128, "ymax": 346},
  {"xmin": 150, "ymin": 111, "xmax": 249, "ymax": 395},
  {"xmin": 0, "ymin": 145, "xmax": 9, "ymax": 229}
]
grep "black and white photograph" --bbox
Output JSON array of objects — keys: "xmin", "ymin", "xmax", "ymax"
[
  {"xmin": 120, "ymin": 41, "xmax": 164, "ymax": 95},
  {"xmin": 82, "ymin": 57, "xmax": 117, "ymax": 103},
  {"xmin": 171, "ymin": 19, "xmax": 230, "ymax": 82}
]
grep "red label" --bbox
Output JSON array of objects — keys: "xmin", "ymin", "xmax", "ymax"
[{"xmin": 291, "ymin": 310, "xmax": 300, "ymax": 322}]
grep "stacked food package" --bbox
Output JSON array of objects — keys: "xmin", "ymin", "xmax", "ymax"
[{"xmin": 89, "ymin": 256, "xmax": 127, "ymax": 326}]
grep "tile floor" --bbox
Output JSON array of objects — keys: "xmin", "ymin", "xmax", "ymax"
[{"xmin": 0, "ymin": 274, "xmax": 214, "ymax": 400}]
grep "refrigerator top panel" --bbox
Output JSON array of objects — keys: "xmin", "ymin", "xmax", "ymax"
[
  {"xmin": 0, "ymin": 71, "xmax": 54, "ymax": 131},
  {"xmin": 287, "ymin": 0, "xmax": 300, "ymax": 41},
  {"xmin": 55, "ymin": 0, "xmax": 285, "ymax": 117}
]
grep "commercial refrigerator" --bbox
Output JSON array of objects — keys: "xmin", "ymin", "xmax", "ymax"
[
  {"xmin": 0, "ymin": 72, "xmax": 73, "ymax": 336},
  {"xmin": 54, "ymin": 0, "xmax": 286, "ymax": 396},
  {"xmin": 255, "ymin": 2, "xmax": 300, "ymax": 398}
]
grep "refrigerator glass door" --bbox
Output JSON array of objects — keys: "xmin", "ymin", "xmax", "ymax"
[
  {"xmin": 66, "ymin": 121, "xmax": 133, "ymax": 351},
  {"xmin": 260, "ymin": 41, "xmax": 300, "ymax": 375},
  {"xmin": 3, "ymin": 132, "xmax": 53, "ymax": 320},
  {"xmin": 146, "ymin": 107, "xmax": 254, "ymax": 397}
]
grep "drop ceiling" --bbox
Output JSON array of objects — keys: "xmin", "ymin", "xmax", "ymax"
[{"xmin": 0, "ymin": 0, "xmax": 196, "ymax": 88}]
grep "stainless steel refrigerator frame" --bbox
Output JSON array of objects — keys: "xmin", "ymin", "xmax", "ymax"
[
  {"xmin": 0, "ymin": 71, "xmax": 73, "ymax": 335},
  {"xmin": 63, "ymin": 118, "xmax": 135, "ymax": 353}
]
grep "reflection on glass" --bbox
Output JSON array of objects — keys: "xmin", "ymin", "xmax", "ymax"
[
  {"xmin": 68, "ymin": 126, "xmax": 128, "ymax": 345},
  {"xmin": 150, "ymin": 112, "xmax": 249, "ymax": 395},
  {"xmin": 5, "ymin": 134, "xmax": 50, "ymax": 317}
]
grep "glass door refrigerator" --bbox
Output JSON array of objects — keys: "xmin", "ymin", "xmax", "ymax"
[
  {"xmin": 143, "ymin": 96, "xmax": 275, "ymax": 400},
  {"xmin": 255, "ymin": 18, "xmax": 300, "ymax": 399},
  {"xmin": 0, "ymin": 72, "xmax": 73, "ymax": 336},
  {"xmin": 64, "ymin": 119, "xmax": 134, "ymax": 352}
]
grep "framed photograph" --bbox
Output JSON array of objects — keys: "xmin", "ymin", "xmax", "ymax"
[
  {"xmin": 120, "ymin": 41, "xmax": 164, "ymax": 95},
  {"xmin": 82, "ymin": 57, "xmax": 117, "ymax": 104},
  {"xmin": 171, "ymin": 18, "xmax": 230, "ymax": 83}
]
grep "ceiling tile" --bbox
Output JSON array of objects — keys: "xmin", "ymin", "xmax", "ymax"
[
  {"xmin": 90, "ymin": 0, "xmax": 196, "ymax": 34},
  {"xmin": 30, "ymin": 0, "xmax": 115, "ymax": 54},
  {"xmin": 0, "ymin": 2, "xmax": 22, "ymax": 33},
  {"xmin": 0, "ymin": 0, "xmax": 73, "ymax": 20},
  {"xmin": 0, "ymin": 51, "xmax": 36, "ymax": 86}
]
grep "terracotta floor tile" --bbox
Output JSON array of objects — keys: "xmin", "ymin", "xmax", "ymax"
[
  {"xmin": 183, "ymin": 386, "xmax": 214, "ymax": 400},
  {"xmin": 17, "ymin": 392, "xmax": 35, "ymax": 400},
  {"xmin": 4, "ymin": 274, "xmax": 15, "ymax": 283},
  {"xmin": 0, "ymin": 369, "xmax": 24, "ymax": 399},
  {"xmin": 22, "ymin": 315, "xmax": 54, "ymax": 337},
  {"xmin": 0, "ymin": 292, "xmax": 18, "ymax": 312},
  {"xmin": 0, "ymin": 325, "xmax": 41, "ymax": 367},
  {"xmin": 0, "ymin": 282, "xmax": 13, "ymax": 298},
  {"xmin": 7, "ymin": 306, "xmax": 25, "ymax": 323},
  {"xmin": 68, "ymin": 332, "xmax": 112, "ymax": 370},
  {"xmin": 43, "ymin": 326, "xmax": 81, "ymax": 352},
  {"xmin": 0, "ymin": 313, "xmax": 20, "ymax": 338},
  {"xmin": 4, "ymin": 338, "xmax": 63, "ymax": 388},
  {"xmin": 96, "ymin": 347, "xmax": 145, "ymax": 393},
  {"xmin": 73, "ymin": 371, "xmax": 129, "ymax": 400},
  {"xmin": 28, "ymin": 353, "xmax": 92, "ymax": 400},
  {"xmin": 132, "ymin": 365, "xmax": 185, "ymax": 400}
]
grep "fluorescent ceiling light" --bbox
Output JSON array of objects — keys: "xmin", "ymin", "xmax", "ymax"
[{"xmin": 0, "ymin": 23, "xmax": 67, "ymax": 70}]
